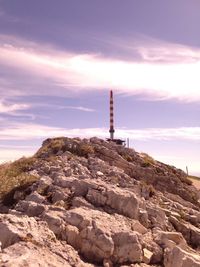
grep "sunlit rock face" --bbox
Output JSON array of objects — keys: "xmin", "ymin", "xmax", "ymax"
[{"xmin": 0, "ymin": 137, "xmax": 200, "ymax": 267}]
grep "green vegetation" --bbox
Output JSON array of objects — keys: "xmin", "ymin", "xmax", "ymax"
[{"xmin": 0, "ymin": 157, "xmax": 38, "ymax": 204}]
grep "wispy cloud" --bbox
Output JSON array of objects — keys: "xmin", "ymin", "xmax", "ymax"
[
  {"xmin": 105, "ymin": 35, "xmax": 200, "ymax": 63},
  {"xmin": 0, "ymin": 99, "xmax": 35, "ymax": 119},
  {"xmin": 59, "ymin": 106, "xmax": 95, "ymax": 112},
  {"xmin": 1, "ymin": 35, "xmax": 200, "ymax": 101},
  {"xmin": 0, "ymin": 100, "xmax": 30, "ymax": 114},
  {"xmin": 61, "ymin": 126, "xmax": 200, "ymax": 141},
  {"xmin": 0, "ymin": 121, "xmax": 200, "ymax": 142},
  {"xmin": 118, "ymin": 127, "xmax": 200, "ymax": 141},
  {"xmin": 0, "ymin": 123, "xmax": 66, "ymax": 140},
  {"xmin": 0, "ymin": 124, "xmax": 199, "ymax": 174}
]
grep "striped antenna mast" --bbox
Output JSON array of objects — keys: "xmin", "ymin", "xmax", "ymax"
[{"xmin": 109, "ymin": 90, "xmax": 115, "ymax": 140}]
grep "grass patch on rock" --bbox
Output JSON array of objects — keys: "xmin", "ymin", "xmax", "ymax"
[
  {"xmin": 36, "ymin": 137, "xmax": 95, "ymax": 158},
  {"xmin": 0, "ymin": 157, "xmax": 38, "ymax": 204},
  {"xmin": 140, "ymin": 152, "xmax": 156, "ymax": 167}
]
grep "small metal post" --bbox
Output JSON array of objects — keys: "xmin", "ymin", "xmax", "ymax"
[
  {"xmin": 186, "ymin": 166, "xmax": 189, "ymax": 176},
  {"xmin": 127, "ymin": 138, "xmax": 130, "ymax": 148}
]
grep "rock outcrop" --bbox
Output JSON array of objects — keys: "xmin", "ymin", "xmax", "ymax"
[{"xmin": 0, "ymin": 137, "xmax": 200, "ymax": 267}]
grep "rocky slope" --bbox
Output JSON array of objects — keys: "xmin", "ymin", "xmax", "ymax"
[{"xmin": 0, "ymin": 137, "xmax": 200, "ymax": 267}]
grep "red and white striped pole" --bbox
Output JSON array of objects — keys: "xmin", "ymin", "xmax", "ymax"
[{"xmin": 109, "ymin": 90, "xmax": 115, "ymax": 140}]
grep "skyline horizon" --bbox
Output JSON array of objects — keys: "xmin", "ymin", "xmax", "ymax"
[
  {"xmin": 0, "ymin": 0, "xmax": 200, "ymax": 176},
  {"xmin": 0, "ymin": 89, "xmax": 199, "ymax": 177}
]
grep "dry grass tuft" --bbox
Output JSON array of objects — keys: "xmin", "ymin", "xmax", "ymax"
[
  {"xmin": 140, "ymin": 152, "xmax": 156, "ymax": 167},
  {"xmin": 0, "ymin": 157, "xmax": 38, "ymax": 204},
  {"xmin": 36, "ymin": 138, "xmax": 95, "ymax": 158},
  {"xmin": 188, "ymin": 175, "xmax": 200, "ymax": 189}
]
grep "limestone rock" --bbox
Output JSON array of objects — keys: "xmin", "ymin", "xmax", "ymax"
[
  {"xmin": 64, "ymin": 207, "xmax": 143, "ymax": 263},
  {"xmin": 1, "ymin": 241, "xmax": 94, "ymax": 267},
  {"xmin": 112, "ymin": 231, "xmax": 142, "ymax": 263},
  {"xmin": 153, "ymin": 229, "xmax": 187, "ymax": 249},
  {"xmin": 0, "ymin": 136, "xmax": 200, "ymax": 266},
  {"xmin": 164, "ymin": 246, "xmax": 200, "ymax": 267},
  {"xmin": 15, "ymin": 200, "xmax": 46, "ymax": 217},
  {"xmin": 25, "ymin": 191, "xmax": 46, "ymax": 204},
  {"xmin": 131, "ymin": 220, "xmax": 148, "ymax": 234},
  {"xmin": 170, "ymin": 216, "xmax": 200, "ymax": 248},
  {"xmin": 0, "ymin": 214, "xmax": 55, "ymax": 249},
  {"xmin": 143, "ymin": 248, "xmax": 153, "ymax": 264},
  {"xmin": 87, "ymin": 186, "xmax": 141, "ymax": 219}
]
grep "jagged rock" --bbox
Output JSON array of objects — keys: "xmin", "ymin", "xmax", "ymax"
[
  {"xmin": 141, "ymin": 231, "xmax": 163, "ymax": 264},
  {"xmin": 86, "ymin": 186, "xmax": 141, "ymax": 219},
  {"xmin": 72, "ymin": 196, "xmax": 95, "ymax": 209},
  {"xmin": 138, "ymin": 209, "xmax": 149, "ymax": 228},
  {"xmin": 63, "ymin": 167, "xmax": 72, "ymax": 176},
  {"xmin": 170, "ymin": 216, "xmax": 200, "ymax": 248},
  {"xmin": 34, "ymin": 175, "xmax": 52, "ymax": 194},
  {"xmin": 42, "ymin": 209, "xmax": 66, "ymax": 237},
  {"xmin": 164, "ymin": 246, "xmax": 200, "ymax": 267},
  {"xmin": 63, "ymin": 207, "xmax": 143, "ymax": 263},
  {"xmin": 0, "ymin": 137, "xmax": 200, "ymax": 266},
  {"xmin": 131, "ymin": 220, "xmax": 148, "ymax": 234},
  {"xmin": 25, "ymin": 191, "xmax": 46, "ymax": 204},
  {"xmin": 1, "ymin": 242, "xmax": 71, "ymax": 267},
  {"xmin": 53, "ymin": 176, "xmax": 89, "ymax": 196},
  {"xmin": 112, "ymin": 231, "xmax": 142, "ymax": 263},
  {"xmin": 143, "ymin": 248, "xmax": 153, "ymax": 264},
  {"xmin": 153, "ymin": 229, "xmax": 187, "ymax": 251},
  {"xmin": 147, "ymin": 205, "xmax": 167, "ymax": 229},
  {"xmin": 0, "ymin": 241, "xmax": 95, "ymax": 267},
  {"xmin": 0, "ymin": 214, "xmax": 55, "ymax": 249},
  {"xmin": 48, "ymin": 186, "xmax": 71, "ymax": 204},
  {"xmin": 15, "ymin": 200, "xmax": 46, "ymax": 217}
]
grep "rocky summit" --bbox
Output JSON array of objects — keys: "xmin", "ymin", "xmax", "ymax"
[{"xmin": 0, "ymin": 137, "xmax": 200, "ymax": 267}]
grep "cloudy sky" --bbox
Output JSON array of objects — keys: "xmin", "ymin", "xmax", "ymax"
[{"xmin": 0, "ymin": 0, "xmax": 200, "ymax": 175}]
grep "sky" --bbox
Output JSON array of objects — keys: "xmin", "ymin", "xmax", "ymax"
[{"xmin": 0, "ymin": 0, "xmax": 200, "ymax": 175}]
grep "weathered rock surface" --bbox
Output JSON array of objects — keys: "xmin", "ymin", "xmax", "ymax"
[
  {"xmin": 164, "ymin": 246, "xmax": 200, "ymax": 267},
  {"xmin": 0, "ymin": 137, "xmax": 200, "ymax": 266}
]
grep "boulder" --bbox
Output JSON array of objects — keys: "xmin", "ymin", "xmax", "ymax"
[
  {"xmin": 143, "ymin": 248, "xmax": 153, "ymax": 264},
  {"xmin": 131, "ymin": 220, "xmax": 148, "ymax": 234},
  {"xmin": 153, "ymin": 229, "xmax": 187, "ymax": 249},
  {"xmin": 141, "ymin": 231, "xmax": 163, "ymax": 264},
  {"xmin": 164, "ymin": 246, "xmax": 200, "ymax": 267},
  {"xmin": 25, "ymin": 191, "xmax": 46, "ymax": 204},
  {"xmin": 112, "ymin": 231, "xmax": 142, "ymax": 263},
  {"xmin": 0, "ymin": 214, "xmax": 55, "ymax": 249},
  {"xmin": 15, "ymin": 200, "xmax": 46, "ymax": 217},
  {"xmin": 86, "ymin": 186, "xmax": 141, "ymax": 219},
  {"xmin": 42, "ymin": 209, "xmax": 66, "ymax": 237},
  {"xmin": 147, "ymin": 205, "xmax": 167, "ymax": 229},
  {"xmin": 0, "ymin": 241, "xmax": 94, "ymax": 267},
  {"xmin": 1, "ymin": 136, "xmax": 200, "ymax": 266},
  {"xmin": 170, "ymin": 216, "xmax": 200, "ymax": 248},
  {"xmin": 64, "ymin": 207, "xmax": 143, "ymax": 264}
]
